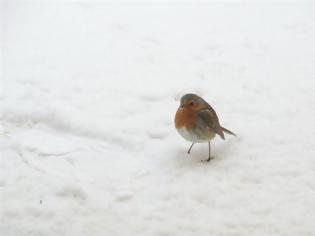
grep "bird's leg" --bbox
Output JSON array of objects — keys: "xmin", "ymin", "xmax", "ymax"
[
  {"xmin": 203, "ymin": 141, "xmax": 214, "ymax": 162},
  {"xmin": 187, "ymin": 143, "xmax": 194, "ymax": 154}
]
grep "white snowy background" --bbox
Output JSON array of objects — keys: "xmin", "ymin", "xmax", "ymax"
[{"xmin": 1, "ymin": 1, "xmax": 315, "ymax": 235}]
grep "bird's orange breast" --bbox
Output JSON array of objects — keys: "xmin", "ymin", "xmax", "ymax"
[
  {"xmin": 175, "ymin": 103, "xmax": 209, "ymax": 130},
  {"xmin": 175, "ymin": 107, "xmax": 198, "ymax": 130}
]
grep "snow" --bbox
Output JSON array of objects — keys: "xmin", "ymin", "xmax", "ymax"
[{"xmin": 1, "ymin": 1, "xmax": 315, "ymax": 235}]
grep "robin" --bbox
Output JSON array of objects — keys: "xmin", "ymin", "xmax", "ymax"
[{"xmin": 175, "ymin": 93, "xmax": 235, "ymax": 162}]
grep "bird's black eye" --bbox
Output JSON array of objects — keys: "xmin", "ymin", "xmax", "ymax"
[{"xmin": 189, "ymin": 101, "xmax": 194, "ymax": 106}]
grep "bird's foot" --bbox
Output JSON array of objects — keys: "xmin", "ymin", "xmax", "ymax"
[{"xmin": 201, "ymin": 156, "xmax": 214, "ymax": 162}]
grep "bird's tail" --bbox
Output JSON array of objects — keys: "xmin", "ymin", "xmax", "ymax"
[{"xmin": 221, "ymin": 126, "xmax": 236, "ymax": 136}]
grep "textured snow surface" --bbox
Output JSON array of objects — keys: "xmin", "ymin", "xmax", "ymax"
[{"xmin": 1, "ymin": 1, "xmax": 315, "ymax": 236}]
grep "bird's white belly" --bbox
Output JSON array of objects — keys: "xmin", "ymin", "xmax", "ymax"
[{"xmin": 177, "ymin": 127, "xmax": 214, "ymax": 143}]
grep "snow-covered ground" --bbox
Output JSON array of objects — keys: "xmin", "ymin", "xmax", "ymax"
[{"xmin": 1, "ymin": 1, "xmax": 315, "ymax": 235}]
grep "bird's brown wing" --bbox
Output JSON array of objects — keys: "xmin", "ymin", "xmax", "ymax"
[{"xmin": 197, "ymin": 108, "xmax": 225, "ymax": 140}]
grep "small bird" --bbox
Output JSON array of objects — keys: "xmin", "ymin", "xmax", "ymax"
[{"xmin": 175, "ymin": 93, "xmax": 235, "ymax": 162}]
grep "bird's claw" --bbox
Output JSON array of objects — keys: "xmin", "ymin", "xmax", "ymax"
[{"xmin": 201, "ymin": 156, "xmax": 214, "ymax": 162}]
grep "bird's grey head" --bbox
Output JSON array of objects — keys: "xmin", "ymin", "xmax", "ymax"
[{"xmin": 179, "ymin": 93, "xmax": 204, "ymax": 108}]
